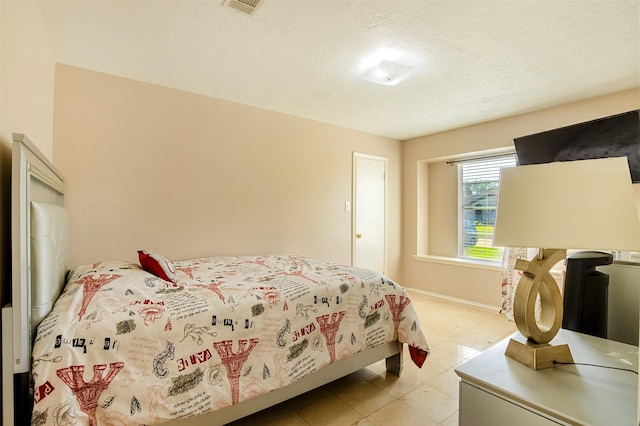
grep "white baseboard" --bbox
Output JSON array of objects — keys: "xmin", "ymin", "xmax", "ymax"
[{"xmin": 405, "ymin": 287, "xmax": 502, "ymax": 312}]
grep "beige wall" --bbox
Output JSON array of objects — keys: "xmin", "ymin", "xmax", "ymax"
[
  {"xmin": 401, "ymin": 89, "xmax": 640, "ymax": 307},
  {"xmin": 0, "ymin": 1, "xmax": 55, "ymax": 416},
  {"xmin": 0, "ymin": 1, "xmax": 55, "ymax": 157},
  {"xmin": 53, "ymin": 64, "xmax": 403, "ymax": 278},
  {"xmin": 0, "ymin": 1, "xmax": 55, "ymax": 303}
]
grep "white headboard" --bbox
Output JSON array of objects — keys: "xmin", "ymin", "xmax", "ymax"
[
  {"xmin": 30, "ymin": 201, "xmax": 70, "ymax": 334},
  {"xmin": 2, "ymin": 133, "xmax": 66, "ymax": 425}
]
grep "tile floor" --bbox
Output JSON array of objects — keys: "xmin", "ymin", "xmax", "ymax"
[{"xmin": 227, "ymin": 290, "xmax": 517, "ymax": 426}]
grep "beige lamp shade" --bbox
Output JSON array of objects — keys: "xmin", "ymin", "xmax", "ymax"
[{"xmin": 493, "ymin": 157, "xmax": 640, "ymax": 252}]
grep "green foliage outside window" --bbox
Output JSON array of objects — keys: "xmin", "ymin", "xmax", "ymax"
[{"xmin": 459, "ymin": 155, "xmax": 516, "ymax": 262}]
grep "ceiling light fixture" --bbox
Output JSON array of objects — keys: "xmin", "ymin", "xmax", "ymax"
[
  {"xmin": 361, "ymin": 60, "xmax": 416, "ymax": 86},
  {"xmin": 358, "ymin": 47, "xmax": 419, "ymax": 86}
]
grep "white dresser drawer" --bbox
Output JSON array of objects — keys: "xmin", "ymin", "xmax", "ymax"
[{"xmin": 459, "ymin": 382, "xmax": 562, "ymax": 426}]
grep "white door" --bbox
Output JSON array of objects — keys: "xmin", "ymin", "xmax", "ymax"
[{"xmin": 353, "ymin": 153, "xmax": 387, "ymax": 274}]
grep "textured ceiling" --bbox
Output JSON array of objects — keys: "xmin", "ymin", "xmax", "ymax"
[{"xmin": 38, "ymin": 0, "xmax": 640, "ymax": 140}]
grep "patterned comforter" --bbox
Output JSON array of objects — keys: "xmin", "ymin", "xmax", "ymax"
[{"xmin": 30, "ymin": 255, "xmax": 430, "ymax": 425}]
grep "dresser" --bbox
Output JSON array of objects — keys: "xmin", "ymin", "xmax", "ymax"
[{"xmin": 455, "ymin": 329, "xmax": 638, "ymax": 425}]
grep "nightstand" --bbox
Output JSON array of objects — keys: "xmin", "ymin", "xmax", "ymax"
[{"xmin": 455, "ymin": 329, "xmax": 638, "ymax": 425}]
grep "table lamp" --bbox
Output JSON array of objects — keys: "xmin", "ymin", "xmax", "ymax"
[{"xmin": 493, "ymin": 157, "xmax": 640, "ymax": 370}]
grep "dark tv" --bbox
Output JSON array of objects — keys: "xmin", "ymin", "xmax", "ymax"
[{"xmin": 514, "ymin": 109, "xmax": 640, "ymax": 183}]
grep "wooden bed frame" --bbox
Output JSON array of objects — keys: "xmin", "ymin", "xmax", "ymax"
[{"xmin": 1, "ymin": 134, "xmax": 403, "ymax": 426}]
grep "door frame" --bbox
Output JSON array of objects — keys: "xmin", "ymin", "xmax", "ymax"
[{"xmin": 352, "ymin": 152, "xmax": 388, "ymax": 274}]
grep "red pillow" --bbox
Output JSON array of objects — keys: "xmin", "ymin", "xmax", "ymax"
[{"xmin": 138, "ymin": 250, "xmax": 178, "ymax": 283}]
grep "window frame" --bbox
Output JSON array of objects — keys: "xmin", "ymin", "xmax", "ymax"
[{"xmin": 457, "ymin": 154, "xmax": 516, "ymax": 263}]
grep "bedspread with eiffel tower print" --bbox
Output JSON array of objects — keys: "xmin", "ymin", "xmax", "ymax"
[{"xmin": 30, "ymin": 254, "xmax": 430, "ymax": 425}]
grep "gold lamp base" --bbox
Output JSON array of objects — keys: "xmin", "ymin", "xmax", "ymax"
[
  {"xmin": 505, "ymin": 334, "xmax": 573, "ymax": 370},
  {"xmin": 506, "ymin": 248, "xmax": 574, "ymax": 370}
]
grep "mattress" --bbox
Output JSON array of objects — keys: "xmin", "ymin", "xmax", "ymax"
[{"xmin": 30, "ymin": 254, "xmax": 429, "ymax": 425}]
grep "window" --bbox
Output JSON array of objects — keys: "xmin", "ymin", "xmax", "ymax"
[{"xmin": 459, "ymin": 155, "xmax": 516, "ymax": 261}]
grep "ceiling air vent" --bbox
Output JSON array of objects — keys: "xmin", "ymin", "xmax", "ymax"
[{"xmin": 222, "ymin": 0, "xmax": 263, "ymax": 16}]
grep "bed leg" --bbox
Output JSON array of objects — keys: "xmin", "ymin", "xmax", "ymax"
[{"xmin": 385, "ymin": 345, "xmax": 403, "ymax": 376}]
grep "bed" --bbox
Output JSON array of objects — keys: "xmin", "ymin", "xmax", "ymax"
[{"xmin": 2, "ymin": 134, "xmax": 430, "ymax": 426}]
